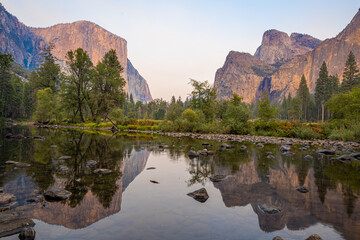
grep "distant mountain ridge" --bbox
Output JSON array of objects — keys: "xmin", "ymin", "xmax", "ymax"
[
  {"xmin": 215, "ymin": 9, "xmax": 360, "ymax": 103},
  {"xmin": 0, "ymin": 3, "xmax": 152, "ymax": 102}
]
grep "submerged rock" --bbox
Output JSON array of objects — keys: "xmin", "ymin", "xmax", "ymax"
[
  {"xmin": 305, "ymin": 234, "xmax": 323, "ymax": 240},
  {"xmin": 0, "ymin": 193, "xmax": 16, "ymax": 205},
  {"xmin": 209, "ymin": 175, "xmax": 227, "ymax": 182},
  {"xmin": 258, "ymin": 204, "xmax": 281, "ymax": 214},
  {"xmin": 19, "ymin": 227, "xmax": 36, "ymax": 240},
  {"xmin": 304, "ymin": 155, "xmax": 313, "ymax": 160},
  {"xmin": 86, "ymin": 160, "xmax": 97, "ymax": 166},
  {"xmin": 296, "ymin": 186, "xmax": 309, "ymax": 193},
  {"xmin": 44, "ymin": 187, "xmax": 71, "ymax": 201},
  {"xmin": 256, "ymin": 143, "xmax": 264, "ymax": 148},
  {"xmin": 186, "ymin": 150, "xmax": 199, "ymax": 158},
  {"xmin": 93, "ymin": 169, "xmax": 112, "ymax": 174},
  {"xmin": 240, "ymin": 145, "xmax": 247, "ymax": 150},
  {"xmin": 187, "ymin": 188, "xmax": 209, "ymax": 203},
  {"xmin": 316, "ymin": 149, "xmax": 335, "ymax": 155}
]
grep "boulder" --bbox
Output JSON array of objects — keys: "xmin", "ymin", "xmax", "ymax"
[
  {"xmin": 0, "ymin": 215, "xmax": 35, "ymax": 238},
  {"xmin": 44, "ymin": 187, "xmax": 71, "ymax": 201},
  {"xmin": 93, "ymin": 169, "xmax": 112, "ymax": 174},
  {"xmin": 19, "ymin": 227, "xmax": 36, "ymax": 240},
  {"xmin": 296, "ymin": 186, "xmax": 309, "ymax": 193},
  {"xmin": 0, "ymin": 193, "xmax": 16, "ymax": 205},
  {"xmin": 209, "ymin": 175, "xmax": 227, "ymax": 182},
  {"xmin": 187, "ymin": 188, "xmax": 209, "ymax": 203}
]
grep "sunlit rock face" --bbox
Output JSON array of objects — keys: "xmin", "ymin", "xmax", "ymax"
[
  {"xmin": 254, "ymin": 30, "xmax": 321, "ymax": 65},
  {"xmin": 0, "ymin": 4, "xmax": 152, "ymax": 102},
  {"xmin": 215, "ymin": 10, "xmax": 360, "ymax": 103},
  {"xmin": 0, "ymin": 3, "xmax": 45, "ymax": 69}
]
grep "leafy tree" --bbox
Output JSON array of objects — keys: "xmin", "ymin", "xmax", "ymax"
[
  {"xmin": 341, "ymin": 51, "xmax": 360, "ymax": 92},
  {"xmin": 188, "ymin": 79, "xmax": 217, "ymax": 121},
  {"xmin": 89, "ymin": 49, "xmax": 125, "ymax": 120},
  {"xmin": 30, "ymin": 44, "xmax": 61, "ymax": 93},
  {"xmin": 62, "ymin": 48, "xmax": 93, "ymax": 122},
  {"xmin": 297, "ymin": 74, "xmax": 310, "ymax": 121},
  {"xmin": 328, "ymin": 86, "xmax": 360, "ymax": 120},
  {"xmin": 222, "ymin": 94, "xmax": 251, "ymax": 134},
  {"xmin": 33, "ymin": 88, "xmax": 54, "ymax": 122},
  {"xmin": 257, "ymin": 92, "xmax": 277, "ymax": 121}
]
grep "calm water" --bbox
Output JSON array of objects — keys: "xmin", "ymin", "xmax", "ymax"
[{"xmin": 1, "ymin": 126, "xmax": 360, "ymax": 240}]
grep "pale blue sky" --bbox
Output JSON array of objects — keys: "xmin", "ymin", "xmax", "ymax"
[{"xmin": 2, "ymin": 0, "xmax": 359, "ymax": 100}]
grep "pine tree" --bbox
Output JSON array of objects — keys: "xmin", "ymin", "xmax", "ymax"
[
  {"xmin": 341, "ymin": 51, "xmax": 360, "ymax": 92},
  {"xmin": 0, "ymin": 52, "xmax": 14, "ymax": 118},
  {"xmin": 297, "ymin": 74, "xmax": 310, "ymax": 121},
  {"xmin": 257, "ymin": 92, "xmax": 277, "ymax": 121},
  {"xmin": 315, "ymin": 62, "xmax": 329, "ymax": 122}
]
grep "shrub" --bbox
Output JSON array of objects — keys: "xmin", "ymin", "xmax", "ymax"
[
  {"xmin": 222, "ymin": 104, "xmax": 251, "ymax": 134},
  {"xmin": 292, "ymin": 125, "xmax": 320, "ymax": 139},
  {"xmin": 329, "ymin": 129, "xmax": 355, "ymax": 141}
]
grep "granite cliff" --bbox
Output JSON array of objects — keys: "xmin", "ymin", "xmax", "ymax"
[
  {"xmin": 0, "ymin": 4, "xmax": 152, "ymax": 102},
  {"xmin": 215, "ymin": 10, "xmax": 360, "ymax": 103}
]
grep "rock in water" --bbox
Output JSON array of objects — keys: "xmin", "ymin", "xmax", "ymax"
[
  {"xmin": 186, "ymin": 150, "xmax": 199, "ymax": 158},
  {"xmin": 58, "ymin": 156, "xmax": 71, "ymax": 160},
  {"xmin": 0, "ymin": 193, "xmax": 16, "ymax": 205},
  {"xmin": 209, "ymin": 175, "xmax": 227, "ymax": 182},
  {"xmin": 86, "ymin": 160, "xmax": 97, "ymax": 166},
  {"xmin": 296, "ymin": 186, "xmax": 309, "ymax": 193},
  {"xmin": 316, "ymin": 149, "xmax": 335, "ymax": 155},
  {"xmin": 305, "ymin": 234, "xmax": 323, "ymax": 240},
  {"xmin": 258, "ymin": 204, "xmax": 281, "ymax": 214},
  {"xmin": 5, "ymin": 161, "xmax": 18, "ymax": 165},
  {"xmin": 44, "ymin": 187, "xmax": 71, "ymax": 201},
  {"xmin": 93, "ymin": 169, "xmax": 112, "ymax": 174},
  {"xmin": 280, "ymin": 145, "xmax": 291, "ymax": 152},
  {"xmin": 272, "ymin": 237, "xmax": 284, "ymax": 240},
  {"xmin": 19, "ymin": 227, "xmax": 36, "ymax": 240},
  {"xmin": 0, "ymin": 215, "xmax": 35, "ymax": 238},
  {"xmin": 304, "ymin": 155, "xmax": 313, "ymax": 160},
  {"xmin": 187, "ymin": 188, "xmax": 209, "ymax": 203}
]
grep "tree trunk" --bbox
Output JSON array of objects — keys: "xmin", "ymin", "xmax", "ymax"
[{"xmin": 321, "ymin": 102, "xmax": 325, "ymax": 122}]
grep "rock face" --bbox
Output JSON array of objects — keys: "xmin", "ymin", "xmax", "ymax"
[
  {"xmin": 0, "ymin": 3, "xmax": 44, "ymax": 69},
  {"xmin": 214, "ymin": 51, "xmax": 274, "ymax": 102},
  {"xmin": 0, "ymin": 4, "xmax": 152, "ymax": 102},
  {"xmin": 254, "ymin": 29, "xmax": 321, "ymax": 65},
  {"xmin": 127, "ymin": 59, "xmax": 153, "ymax": 102},
  {"xmin": 215, "ymin": 10, "xmax": 360, "ymax": 103}
]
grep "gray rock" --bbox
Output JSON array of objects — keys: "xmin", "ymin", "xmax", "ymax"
[
  {"xmin": 280, "ymin": 145, "xmax": 291, "ymax": 152},
  {"xmin": 209, "ymin": 175, "xmax": 227, "ymax": 182},
  {"xmin": 296, "ymin": 186, "xmax": 309, "ymax": 193},
  {"xmin": 221, "ymin": 143, "xmax": 234, "ymax": 149},
  {"xmin": 258, "ymin": 204, "xmax": 281, "ymax": 214},
  {"xmin": 240, "ymin": 145, "xmax": 247, "ymax": 150},
  {"xmin": 19, "ymin": 227, "xmax": 36, "ymax": 240},
  {"xmin": 57, "ymin": 165, "xmax": 69, "ymax": 171},
  {"xmin": 0, "ymin": 193, "xmax": 16, "ymax": 205},
  {"xmin": 304, "ymin": 155, "xmax": 313, "ymax": 160},
  {"xmin": 187, "ymin": 188, "xmax": 209, "ymax": 203},
  {"xmin": 33, "ymin": 136, "xmax": 45, "ymax": 141},
  {"xmin": 267, "ymin": 155, "xmax": 275, "ymax": 159},
  {"xmin": 5, "ymin": 161, "xmax": 19, "ymax": 165},
  {"xmin": 350, "ymin": 152, "xmax": 360, "ymax": 161},
  {"xmin": 256, "ymin": 143, "xmax": 264, "ymax": 148},
  {"xmin": 44, "ymin": 187, "xmax": 71, "ymax": 201},
  {"xmin": 93, "ymin": 168, "xmax": 112, "ymax": 174}
]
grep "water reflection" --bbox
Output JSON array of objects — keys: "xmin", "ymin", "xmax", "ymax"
[{"xmin": 1, "ymin": 126, "xmax": 360, "ymax": 239}]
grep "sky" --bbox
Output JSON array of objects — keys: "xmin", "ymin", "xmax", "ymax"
[{"xmin": 2, "ymin": 0, "xmax": 360, "ymax": 101}]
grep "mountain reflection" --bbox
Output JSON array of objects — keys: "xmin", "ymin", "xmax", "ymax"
[{"xmin": 209, "ymin": 144, "xmax": 360, "ymax": 240}]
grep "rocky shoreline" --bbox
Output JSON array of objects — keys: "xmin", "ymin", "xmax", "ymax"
[{"xmin": 16, "ymin": 122, "xmax": 360, "ymax": 151}]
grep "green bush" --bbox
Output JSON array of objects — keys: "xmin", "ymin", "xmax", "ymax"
[
  {"xmin": 292, "ymin": 126, "xmax": 320, "ymax": 139},
  {"xmin": 329, "ymin": 129, "xmax": 355, "ymax": 141},
  {"xmin": 222, "ymin": 104, "xmax": 251, "ymax": 134}
]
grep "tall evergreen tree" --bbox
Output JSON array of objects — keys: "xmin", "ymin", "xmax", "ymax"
[
  {"xmin": 0, "ymin": 52, "xmax": 14, "ymax": 118},
  {"xmin": 297, "ymin": 74, "xmax": 310, "ymax": 121},
  {"xmin": 315, "ymin": 62, "xmax": 329, "ymax": 122},
  {"xmin": 341, "ymin": 51, "xmax": 360, "ymax": 92}
]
